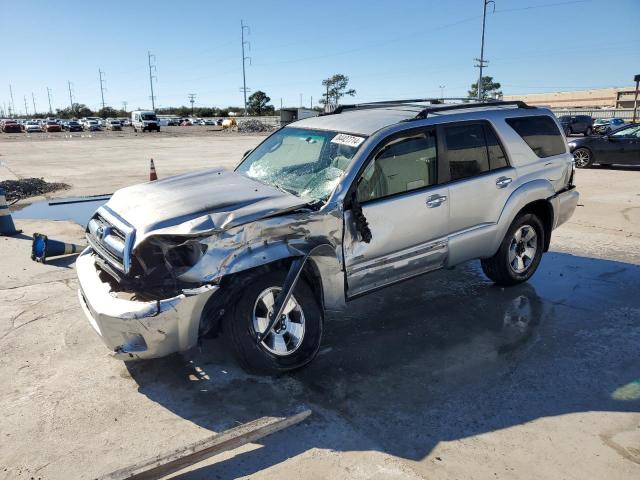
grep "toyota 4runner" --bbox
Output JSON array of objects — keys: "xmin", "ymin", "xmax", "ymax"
[{"xmin": 77, "ymin": 99, "xmax": 579, "ymax": 373}]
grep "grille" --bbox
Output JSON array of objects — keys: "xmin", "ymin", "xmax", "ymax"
[{"xmin": 86, "ymin": 206, "xmax": 135, "ymax": 274}]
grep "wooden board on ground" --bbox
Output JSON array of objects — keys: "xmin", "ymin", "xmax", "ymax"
[{"xmin": 99, "ymin": 409, "xmax": 312, "ymax": 480}]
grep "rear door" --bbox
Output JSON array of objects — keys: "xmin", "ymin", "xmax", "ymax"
[
  {"xmin": 441, "ymin": 121, "xmax": 517, "ymax": 265},
  {"xmin": 343, "ymin": 127, "xmax": 449, "ymax": 297}
]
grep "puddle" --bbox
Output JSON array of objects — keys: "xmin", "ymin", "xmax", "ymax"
[{"xmin": 12, "ymin": 197, "xmax": 108, "ymax": 226}]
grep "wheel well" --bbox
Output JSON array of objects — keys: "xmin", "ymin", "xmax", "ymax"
[
  {"xmin": 198, "ymin": 257, "xmax": 325, "ymax": 338},
  {"xmin": 519, "ymin": 200, "xmax": 553, "ymax": 252}
]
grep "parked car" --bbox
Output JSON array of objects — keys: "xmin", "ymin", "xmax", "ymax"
[
  {"xmin": 23, "ymin": 121, "xmax": 41, "ymax": 133},
  {"xmin": 593, "ymin": 117, "xmax": 625, "ymax": 135},
  {"xmin": 201, "ymin": 119, "xmax": 216, "ymax": 126},
  {"xmin": 569, "ymin": 123, "xmax": 640, "ymax": 167},
  {"xmin": 1, "ymin": 120, "xmax": 22, "ymax": 133},
  {"xmin": 65, "ymin": 120, "xmax": 83, "ymax": 132},
  {"xmin": 42, "ymin": 120, "xmax": 62, "ymax": 132},
  {"xmin": 77, "ymin": 99, "xmax": 578, "ymax": 373},
  {"xmin": 84, "ymin": 120, "xmax": 101, "ymax": 131},
  {"xmin": 120, "ymin": 118, "xmax": 131, "ymax": 127},
  {"xmin": 557, "ymin": 114, "xmax": 593, "ymax": 136},
  {"xmin": 131, "ymin": 110, "xmax": 160, "ymax": 132},
  {"xmin": 180, "ymin": 119, "xmax": 193, "ymax": 126},
  {"xmin": 215, "ymin": 118, "xmax": 224, "ymax": 126},
  {"xmin": 106, "ymin": 119, "xmax": 122, "ymax": 131}
]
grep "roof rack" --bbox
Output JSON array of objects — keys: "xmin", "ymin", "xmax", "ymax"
[{"xmin": 326, "ymin": 98, "xmax": 535, "ymax": 118}]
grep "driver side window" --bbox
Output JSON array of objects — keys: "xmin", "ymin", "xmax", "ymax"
[
  {"xmin": 612, "ymin": 125, "xmax": 640, "ymax": 138},
  {"xmin": 357, "ymin": 130, "xmax": 437, "ymax": 202}
]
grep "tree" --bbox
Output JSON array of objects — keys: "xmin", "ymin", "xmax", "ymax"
[
  {"xmin": 247, "ymin": 91, "xmax": 272, "ymax": 116},
  {"xmin": 97, "ymin": 106, "xmax": 118, "ymax": 119},
  {"xmin": 468, "ymin": 76, "xmax": 502, "ymax": 100},
  {"xmin": 320, "ymin": 74, "xmax": 356, "ymax": 110}
]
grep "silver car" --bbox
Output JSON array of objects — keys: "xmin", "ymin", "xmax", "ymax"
[{"xmin": 77, "ymin": 100, "xmax": 579, "ymax": 373}]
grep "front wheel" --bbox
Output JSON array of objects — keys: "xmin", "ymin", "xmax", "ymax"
[
  {"xmin": 226, "ymin": 270, "xmax": 323, "ymax": 374},
  {"xmin": 573, "ymin": 147, "xmax": 593, "ymax": 168},
  {"xmin": 481, "ymin": 213, "xmax": 544, "ymax": 286}
]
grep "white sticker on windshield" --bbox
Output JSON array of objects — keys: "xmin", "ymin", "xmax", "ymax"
[{"xmin": 331, "ymin": 133, "xmax": 365, "ymax": 148}]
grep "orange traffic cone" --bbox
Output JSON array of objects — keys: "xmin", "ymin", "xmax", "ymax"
[{"xmin": 149, "ymin": 158, "xmax": 158, "ymax": 181}]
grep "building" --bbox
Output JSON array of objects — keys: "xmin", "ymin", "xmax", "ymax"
[{"xmin": 504, "ymin": 86, "xmax": 638, "ymax": 109}]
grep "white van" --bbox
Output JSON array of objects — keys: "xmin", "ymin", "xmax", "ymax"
[{"xmin": 131, "ymin": 110, "xmax": 160, "ymax": 132}]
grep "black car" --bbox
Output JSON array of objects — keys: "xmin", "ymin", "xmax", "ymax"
[
  {"xmin": 558, "ymin": 114, "xmax": 593, "ymax": 136},
  {"xmin": 569, "ymin": 124, "xmax": 640, "ymax": 168},
  {"xmin": 65, "ymin": 120, "xmax": 83, "ymax": 132}
]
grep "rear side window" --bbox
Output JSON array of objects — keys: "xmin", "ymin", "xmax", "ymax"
[
  {"xmin": 506, "ymin": 116, "xmax": 565, "ymax": 158},
  {"xmin": 444, "ymin": 124, "xmax": 489, "ymax": 181},
  {"xmin": 484, "ymin": 125, "xmax": 509, "ymax": 170}
]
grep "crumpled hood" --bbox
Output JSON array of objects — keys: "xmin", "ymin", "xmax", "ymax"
[{"xmin": 105, "ymin": 168, "xmax": 307, "ymax": 245}]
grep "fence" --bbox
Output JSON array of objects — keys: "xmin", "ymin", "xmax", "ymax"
[{"xmin": 551, "ymin": 108, "xmax": 636, "ymax": 120}]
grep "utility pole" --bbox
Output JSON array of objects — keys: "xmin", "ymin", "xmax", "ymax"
[
  {"xmin": 240, "ymin": 20, "xmax": 251, "ymax": 116},
  {"xmin": 122, "ymin": 101, "xmax": 128, "ymax": 113},
  {"xmin": 148, "ymin": 51, "xmax": 157, "ymax": 110},
  {"xmin": 67, "ymin": 81, "xmax": 74, "ymax": 110},
  {"xmin": 439, "ymin": 85, "xmax": 445, "ymax": 101},
  {"xmin": 310, "ymin": 96, "xmax": 313, "ymax": 109},
  {"xmin": 23, "ymin": 95, "xmax": 29, "ymax": 116},
  {"xmin": 46, "ymin": 87, "xmax": 53, "ymax": 114},
  {"xmin": 633, "ymin": 74, "xmax": 640, "ymax": 124},
  {"xmin": 300, "ymin": 93, "xmax": 303, "ymax": 108},
  {"xmin": 98, "ymin": 69, "xmax": 106, "ymax": 112},
  {"xmin": 325, "ymin": 81, "xmax": 330, "ymax": 112},
  {"xmin": 475, "ymin": 0, "xmax": 494, "ymax": 101},
  {"xmin": 188, "ymin": 93, "xmax": 196, "ymax": 115},
  {"xmin": 9, "ymin": 84, "xmax": 15, "ymax": 117},
  {"xmin": 31, "ymin": 92, "xmax": 37, "ymax": 116}
]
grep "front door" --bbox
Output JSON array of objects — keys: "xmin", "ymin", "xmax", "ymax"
[
  {"xmin": 606, "ymin": 125, "xmax": 640, "ymax": 164},
  {"xmin": 343, "ymin": 127, "xmax": 449, "ymax": 298}
]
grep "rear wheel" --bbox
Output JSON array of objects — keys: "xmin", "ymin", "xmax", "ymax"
[
  {"xmin": 573, "ymin": 147, "xmax": 592, "ymax": 168},
  {"xmin": 226, "ymin": 270, "xmax": 323, "ymax": 374},
  {"xmin": 481, "ymin": 213, "xmax": 544, "ymax": 286}
]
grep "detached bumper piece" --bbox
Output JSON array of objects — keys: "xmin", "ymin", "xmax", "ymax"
[
  {"xmin": 551, "ymin": 186, "xmax": 579, "ymax": 229},
  {"xmin": 76, "ymin": 249, "xmax": 218, "ymax": 360}
]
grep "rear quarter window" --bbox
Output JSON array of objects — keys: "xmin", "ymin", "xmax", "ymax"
[{"xmin": 506, "ymin": 116, "xmax": 566, "ymax": 158}]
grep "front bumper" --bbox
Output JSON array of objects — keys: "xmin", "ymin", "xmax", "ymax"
[
  {"xmin": 76, "ymin": 249, "xmax": 218, "ymax": 360},
  {"xmin": 551, "ymin": 186, "xmax": 579, "ymax": 229}
]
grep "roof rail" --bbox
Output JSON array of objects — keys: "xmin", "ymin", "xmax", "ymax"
[
  {"xmin": 325, "ymin": 98, "xmax": 535, "ymax": 118},
  {"xmin": 329, "ymin": 97, "xmax": 471, "ymax": 115},
  {"xmin": 411, "ymin": 100, "xmax": 535, "ymax": 120}
]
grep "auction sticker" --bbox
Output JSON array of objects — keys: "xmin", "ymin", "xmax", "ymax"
[{"xmin": 331, "ymin": 133, "xmax": 365, "ymax": 148}]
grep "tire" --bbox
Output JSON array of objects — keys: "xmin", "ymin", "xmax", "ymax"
[
  {"xmin": 226, "ymin": 270, "xmax": 323, "ymax": 374},
  {"xmin": 481, "ymin": 213, "xmax": 545, "ymax": 286},
  {"xmin": 573, "ymin": 147, "xmax": 593, "ymax": 168}
]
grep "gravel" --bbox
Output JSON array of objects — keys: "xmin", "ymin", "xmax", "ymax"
[{"xmin": 0, "ymin": 178, "xmax": 70, "ymax": 201}]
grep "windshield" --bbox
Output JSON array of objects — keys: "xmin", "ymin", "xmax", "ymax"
[
  {"xmin": 235, "ymin": 127, "xmax": 364, "ymax": 203},
  {"xmin": 141, "ymin": 113, "xmax": 157, "ymax": 120}
]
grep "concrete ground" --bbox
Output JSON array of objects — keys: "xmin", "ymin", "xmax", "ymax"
[{"xmin": 0, "ymin": 133, "xmax": 638, "ymax": 479}]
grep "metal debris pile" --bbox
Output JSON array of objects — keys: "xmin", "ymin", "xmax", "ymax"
[
  {"xmin": 236, "ymin": 120, "xmax": 277, "ymax": 133},
  {"xmin": 0, "ymin": 178, "xmax": 70, "ymax": 201}
]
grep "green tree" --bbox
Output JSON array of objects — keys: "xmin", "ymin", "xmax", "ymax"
[
  {"xmin": 97, "ymin": 106, "xmax": 118, "ymax": 118},
  {"xmin": 247, "ymin": 91, "xmax": 272, "ymax": 115},
  {"xmin": 468, "ymin": 76, "xmax": 502, "ymax": 100},
  {"xmin": 320, "ymin": 74, "xmax": 356, "ymax": 109}
]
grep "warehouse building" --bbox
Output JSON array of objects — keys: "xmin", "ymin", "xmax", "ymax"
[{"xmin": 504, "ymin": 86, "xmax": 637, "ymax": 108}]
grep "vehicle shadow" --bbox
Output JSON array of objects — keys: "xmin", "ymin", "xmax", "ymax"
[{"xmin": 125, "ymin": 252, "xmax": 640, "ymax": 477}]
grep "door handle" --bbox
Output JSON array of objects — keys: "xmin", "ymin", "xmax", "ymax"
[
  {"xmin": 426, "ymin": 194, "xmax": 447, "ymax": 208},
  {"xmin": 496, "ymin": 176, "xmax": 513, "ymax": 188}
]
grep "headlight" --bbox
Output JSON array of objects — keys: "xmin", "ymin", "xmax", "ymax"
[{"xmin": 567, "ymin": 142, "xmax": 577, "ymax": 149}]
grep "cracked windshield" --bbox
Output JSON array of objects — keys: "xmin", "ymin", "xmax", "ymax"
[{"xmin": 236, "ymin": 127, "xmax": 364, "ymax": 202}]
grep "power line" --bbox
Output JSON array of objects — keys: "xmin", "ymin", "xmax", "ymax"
[
  {"xmin": 148, "ymin": 51, "xmax": 157, "ymax": 110},
  {"xmin": 98, "ymin": 69, "xmax": 106, "ymax": 111},
  {"xmin": 240, "ymin": 20, "xmax": 251, "ymax": 115}
]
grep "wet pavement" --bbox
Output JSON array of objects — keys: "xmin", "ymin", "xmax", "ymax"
[
  {"xmin": 11, "ymin": 197, "xmax": 107, "ymax": 226},
  {"xmin": 123, "ymin": 251, "xmax": 640, "ymax": 478}
]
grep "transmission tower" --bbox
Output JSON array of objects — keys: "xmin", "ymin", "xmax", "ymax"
[
  {"xmin": 240, "ymin": 20, "xmax": 252, "ymax": 115},
  {"xmin": 188, "ymin": 93, "xmax": 196, "ymax": 115},
  {"xmin": 47, "ymin": 87, "xmax": 53, "ymax": 114},
  {"xmin": 148, "ymin": 51, "xmax": 157, "ymax": 110},
  {"xmin": 98, "ymin": 69, "xmax": 106, "ymax": 111}
]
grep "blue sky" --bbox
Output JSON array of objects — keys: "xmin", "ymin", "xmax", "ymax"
[{"xmin": 2, "ymin": 0, "xmax": 639, "ymax": 114}]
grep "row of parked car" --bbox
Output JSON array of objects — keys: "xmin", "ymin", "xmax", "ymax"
[
  {"xmin": 163, "ymin": 117, "xmax": 225, "ymax": 126},
  {"xmin": 0, "ymin": 117, "xmax": 131, "ymax": 133},
  {"xmin": 558, "ymin": 115, "xmax": 628, "ymax": 136}
]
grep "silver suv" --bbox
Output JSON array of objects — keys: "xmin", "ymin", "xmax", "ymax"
[{"xmin": 77, "ymin": 99, "xmax": 578, "ymax": 373}]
